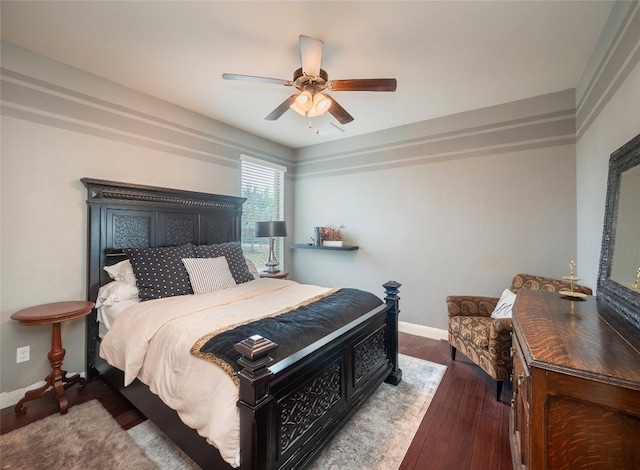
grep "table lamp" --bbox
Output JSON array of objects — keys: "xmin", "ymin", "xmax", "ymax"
[{"xmin": 255, "ymin": 221, "xmax": 287, "ymax": 273}]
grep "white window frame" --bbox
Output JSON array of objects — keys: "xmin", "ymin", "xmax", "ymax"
[{"xmin": 240, "ymin": 155, "xmax": 287, "ymax": 272}]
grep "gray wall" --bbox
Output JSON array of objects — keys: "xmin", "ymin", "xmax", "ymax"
[
  {"xmin": 0, "ymin": 42, "xmax": 294, "ymax": 394},
  {"xmin": 290, "ymin": 91, "xmax": 579, "ymax": 332},
  {"xmin": 576, "ymin": 1, "xmax": 640, "ymax": 289}
]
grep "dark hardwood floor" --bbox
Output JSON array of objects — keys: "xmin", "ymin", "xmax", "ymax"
[
  {"xmin": 1, "ymin": 332, "xmax": 512, "ymax": 469},
  {"xmin": 397, "ymin": 333, "xmax": 512, "ymax": 470}
]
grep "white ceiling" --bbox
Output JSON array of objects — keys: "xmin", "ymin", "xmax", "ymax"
[{"xmin": 1, "ymin": 1, "xmax": 613, "ymax": 149}]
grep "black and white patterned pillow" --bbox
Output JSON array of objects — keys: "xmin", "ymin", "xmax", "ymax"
[
  {"xmin": 125, "ymin": 244, "xmax": 195, "ymax": 301},
  {"xmin": 181, "ymin": 257, "xmax": 236, "ymax": 294},
  {"xmin": 193, "ymin": 242, "xmax": 254, "ymax": 284}
]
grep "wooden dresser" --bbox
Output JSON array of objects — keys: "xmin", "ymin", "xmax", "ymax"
[{"xmin": 510, "ymin": 289, "xmax": 640, "ymax": 469}]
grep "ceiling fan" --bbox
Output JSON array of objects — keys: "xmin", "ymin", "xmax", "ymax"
[{"xmin": 222, "ymin": 35, "xmax": 397, "ymax": 125}]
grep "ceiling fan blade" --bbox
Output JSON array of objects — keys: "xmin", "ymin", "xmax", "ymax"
[
  {"xmin": 265, "ymin": 95, "xmax": 298, "ymax": 121},
  {"xmin": 222, "ymin": 73, "xmax": 293, "ymax": 87},
  {"xmin": 299, "ymin": 35, "xmax": 323, "ymax": 78},
  {"xmin": 327, "ymin": 96, "xmax": 354, "ymax": 125},
  {"xmin": 328, "ymin": 78, "xmax": 397, "ymax": 92}
]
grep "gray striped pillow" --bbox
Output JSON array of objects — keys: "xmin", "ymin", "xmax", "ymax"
[{"xmin": 181, "ymin": 257, "xmax": 236, "ymax": 294}]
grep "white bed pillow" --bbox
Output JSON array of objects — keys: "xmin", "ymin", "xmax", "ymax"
[
  {"xmin": 97, "ymin": 298, "xmax": 140, "ymax": 336},
  {"xmin": 96, "ymin": 280, "xmax": 140, "ymax": 308},
  {"xmin": 490, "ymin": 289, "xmax": 516, "ymax": 319},
  {"xmin": 182, "ymin": 257, "xmax": 237, "ymax": 294},
  {"xmin": 104, "ymin": 259, "xmax": 137, "ymax": 286}
]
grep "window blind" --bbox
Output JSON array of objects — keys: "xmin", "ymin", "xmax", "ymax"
[{"xmin": 241, "ymin": 158, "xmax": 285, "ymax": 271}]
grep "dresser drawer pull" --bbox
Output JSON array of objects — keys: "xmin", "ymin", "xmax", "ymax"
[{"xmin": 517, "ymin": 373, "xmax": 525, "ymax": 386}]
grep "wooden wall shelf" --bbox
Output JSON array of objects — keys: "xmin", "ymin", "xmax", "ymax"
[{"xmin": 291, "ymin": 244, "xmax": 359, "ymax": 251}]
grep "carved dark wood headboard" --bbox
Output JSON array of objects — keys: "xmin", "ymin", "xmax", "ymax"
[{"xmin": 82, "ymin": 178, "xmax": 246, "ymax": 378}]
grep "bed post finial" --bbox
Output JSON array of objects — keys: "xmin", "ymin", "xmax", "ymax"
[
  {"xmin": 234, "ymin": 335, "xmax": 278, "ymax": 469},
  {"xmin": 383, "ymin": 280, "xmax": 401, "ymax": 303},
  {"xmin": 383, "ymin": 280, "xmax": 403, "ymax": 385},
  {"xmin": 234, "ymin": 335, "xmax": 278, "ymax": 391}
]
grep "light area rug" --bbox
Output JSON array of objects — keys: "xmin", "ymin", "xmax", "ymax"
[
  {"xmin": 0, "ymin": 400, "xmax": 156, "ymax": 469},
  {"xmin": 127, "ymin": 354, "xmax": 446, "ymax": 469}
]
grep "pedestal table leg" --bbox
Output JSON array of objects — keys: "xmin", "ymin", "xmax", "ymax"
[{"xmin": 14, "ymin": 322, "xmax": 86, "ymax": 415}]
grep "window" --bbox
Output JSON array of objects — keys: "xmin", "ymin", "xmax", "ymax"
[{"xmin": 240, "ymin": 156, "xmax": 286, "ymax": 271}]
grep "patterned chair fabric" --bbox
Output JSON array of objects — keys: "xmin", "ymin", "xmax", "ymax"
[
  {"xmin": 510, "ymin": 273, "xmax": 592, "ymax": 295},
  {"xmin": 447, "ymin": 273, "xmax": 592, "ymax": 398}
]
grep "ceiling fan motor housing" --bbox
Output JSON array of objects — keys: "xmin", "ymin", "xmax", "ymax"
[{"xmin": 293, "ymin": 67, "xmax": 329, "ymax": 92}]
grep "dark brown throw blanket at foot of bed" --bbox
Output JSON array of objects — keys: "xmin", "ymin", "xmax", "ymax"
[{"xmin": 192, "ymin": 288, "xmax": 383, "ymax": 379}]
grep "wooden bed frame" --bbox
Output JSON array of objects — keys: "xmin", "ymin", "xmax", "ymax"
[{"xmin": 83, "ymin": 178, "xmax": 402, "ymax": 470}]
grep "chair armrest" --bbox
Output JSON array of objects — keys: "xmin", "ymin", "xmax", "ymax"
[
  {"xmin": 489, "ymin": 318, "xmax": 513, "ymax": 359},
  {"xmin": 446, "ymin": 295, "xmax": 499, "ymax": 318},
  {"xmin": 490, "ymin": 317, "xmax": 513, "ymax": 335}
]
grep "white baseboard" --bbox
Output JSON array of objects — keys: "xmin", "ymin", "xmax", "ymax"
[
  {"xmin": 399, "ymin": 321, "xmax": 448, "ymax": 341},
  {"xmin": 0, "ymin": 372, "xmax": 85, "ymax": 409},
  {"xmin": 1, "ymin": 380, "xmax": 47, "ymax": 409}
]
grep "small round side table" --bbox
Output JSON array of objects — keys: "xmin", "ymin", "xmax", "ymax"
[{"xmin": 11, "ymin": 300, "xmax": 95, "ymax": 415}]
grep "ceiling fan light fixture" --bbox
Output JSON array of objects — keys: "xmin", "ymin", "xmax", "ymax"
[
  {"xmin": 294, "ymin": 91, "xmax": 313, "ymax": 111},
  {"xmin": 289, "ymin": 100, "xmax": 306, "ymax": 116},
  {"xmin": 313, "ymin": 93, "xmax": 331, "ymax": 114},
  {"xmin": 291, "ymin": 91, "xmax": 331, "ymax": 118}
]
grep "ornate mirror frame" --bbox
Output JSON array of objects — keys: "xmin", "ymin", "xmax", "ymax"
[{"xmin": 597, "ymin": 132, "xmax": 640, "ymax": 330}]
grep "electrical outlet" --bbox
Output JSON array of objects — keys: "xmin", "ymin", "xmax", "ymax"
[{"xmin": 16, "ymin": 346, "xmax": 30, "ymax": 363}]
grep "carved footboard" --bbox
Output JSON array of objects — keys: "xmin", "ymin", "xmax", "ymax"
[{"xmin": 235, "ymin": 281, "xmax": 402, "ymax": 470}]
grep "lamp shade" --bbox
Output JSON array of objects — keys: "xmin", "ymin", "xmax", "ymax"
[{"xmin": 255, "ymin": 221, "xmax": 287, "ymax": 238}]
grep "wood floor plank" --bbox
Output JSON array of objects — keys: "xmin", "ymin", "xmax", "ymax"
[
  {"xmin": 442, "ymin": 365, "xmax": 487, "ymax": 469},
  {"xmin": 399, "ymin": 332, "xmax": 438, "ymax": 359},
  {"xmin": 469, "ymin": 378, "xmax": 505, "ymax": 469},
  {"xmin": 1, "ymin": 332, "xmax": 512, "ymax": 469},
  {"xmin": 499, "ymin": 401, "xmax": 514, "ymax": 470}
]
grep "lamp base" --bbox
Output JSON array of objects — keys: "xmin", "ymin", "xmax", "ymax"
[{"xmin": 264, "ymin": 237, "xmax": 280, "ymax": 274}]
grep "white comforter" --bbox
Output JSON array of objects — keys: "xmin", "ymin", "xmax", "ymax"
[{"xmin": 100, "ymin": 278, "xmax": 330, "ymax": 468}]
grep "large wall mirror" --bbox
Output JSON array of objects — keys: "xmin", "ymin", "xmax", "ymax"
[{"xmin": 598, "ymin": 132, "xmax": 640, "ymax": 330}]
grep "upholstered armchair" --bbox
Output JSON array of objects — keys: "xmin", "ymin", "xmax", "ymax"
[{"xmin": 447, "ymin": 273, "xmax": 593, "ymax": 401}]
